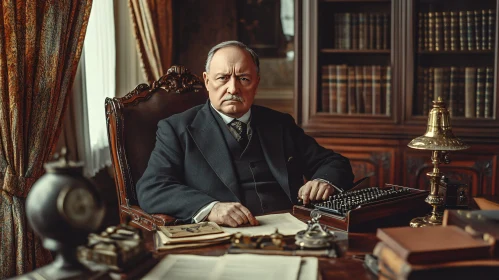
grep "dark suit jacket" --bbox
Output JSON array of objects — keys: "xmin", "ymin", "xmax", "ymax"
[{"xmin": 136, "ymin": 101, "xmax": 354, "ymax": 222}]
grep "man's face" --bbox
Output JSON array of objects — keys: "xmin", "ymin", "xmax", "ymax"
[{"xmin": 203, "ymin": 46, "xmax": 260, "ymax": 118}]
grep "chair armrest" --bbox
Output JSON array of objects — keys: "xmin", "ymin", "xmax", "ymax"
[{"xmin": 121, "ymin": 205, "xmax": 178, "ymax": 231}]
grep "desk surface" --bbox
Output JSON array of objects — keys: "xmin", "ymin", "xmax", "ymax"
[{"xmin": 142, "ymin": 217, "xmax": 380, "ymax": 280}]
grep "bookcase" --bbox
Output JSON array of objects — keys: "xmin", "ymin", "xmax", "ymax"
[{"xmin": 298, "ymin": 0, "xmax": 499, "ymax": 196}]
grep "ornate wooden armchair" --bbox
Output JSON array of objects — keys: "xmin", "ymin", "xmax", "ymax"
[{"xmin": 105, "ymin": 66, "xmax": 208, "ymax": 231}]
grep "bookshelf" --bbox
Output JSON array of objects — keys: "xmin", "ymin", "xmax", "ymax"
[{"xmin": 299, "ymin": 0, "xmax": 499, "ymax": 197}]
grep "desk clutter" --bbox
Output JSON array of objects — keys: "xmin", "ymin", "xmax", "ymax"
[
  {"xmin": 293, "ymin": 184, "xmax": 431, "ymax": 232},
  {"xmin": 368, "ymin": 209, "xmax": 499, "ymax": 280}
]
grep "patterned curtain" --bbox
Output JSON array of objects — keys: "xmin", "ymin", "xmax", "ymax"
[
  {"xmin": 0, "ymin": 0, "xmax": 93, "ymax": 277},
  {"xmin": 129, "ymin": 0, "xmax": 173, "ymax": 83}
]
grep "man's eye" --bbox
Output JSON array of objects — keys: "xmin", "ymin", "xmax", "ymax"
[
  {"xmin": 217, "ymin": 76, "xmax": 228, "ymax": 80},
  {"xmin": 240, "ymin": 77, "xmax": 250, "ymax": 81}
]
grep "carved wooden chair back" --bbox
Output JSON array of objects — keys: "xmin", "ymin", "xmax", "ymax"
[{"xmin": 105, "ymin": 65, "xmax": 208, "ymax": 230}]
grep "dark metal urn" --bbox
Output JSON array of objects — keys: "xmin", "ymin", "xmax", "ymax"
[{"xmin": 26, "ymin": 151, "xmax": 106, "ymax": 279}]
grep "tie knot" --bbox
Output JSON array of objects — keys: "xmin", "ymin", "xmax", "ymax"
[
  {"xmin": 230, "ymin": 119, "xmax": 246, "ymax": 135},
  {"xmin": 229, "ymin": 119, "xmax": 248, "ymax": 148}
]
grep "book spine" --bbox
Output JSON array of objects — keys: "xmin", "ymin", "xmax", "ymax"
[
  {"xmin": 459, "ymin": 11, "xmax": 467, "ymax": 50},
  {"xmin": 363, "ymin": 65, "xmax": 373, "ymax": 114},
  {"xmin": 337, "ymin": 64, "xmax": 348, "ymax": 113},
  {"xmin": 481, "ymin": 10, "xmax": 487, "ymax": 50},
  {"xmin": 442, "ymin": 12, "xmax": 450, "ymax": 51},
  {"xmin": 334, "ymin": 14, "xmax": 340, "ymax": 49},
  {"xmin": 457, "ymin": 67, "xmax": 466, "ymax": 116},
  {"xmin": 372, "ymin": 65, "xmax": 382, "ymax": 114},
  {"xmin": 347, "ymin": 66, "xmax": 356, "ymax": 114},
  {"xmin": 423, "ymin": 68, "xmax": 429, "ymax": 115},
  {"xmin": 427, "ymin": 67, "xmax": 435, "ymax": 112},
  {"xmin": 484, "ymin": 67, "xmax": 494, "ymax": 118},
  {"xmin": 358, "ymin": 13, "xmax": 366, "ymax": 50},
  {"xmin": 376, "ymin": 13, "xmax": 382, "ymax": 50},
  {"xmin": 488, "ymin": 9, "xmax": 495, "ymax": 50},
  {"xmin": 321, "ymin": 65, "xmax": 330, "ymax": 113},
  {"xmin": 355, "ymin": 66, "xmax": 364, "ymax": 113},
  {"xmin": 385, "ymin": 66, "xmax": 391, "ymax": 116},
  {"xmin": 443, "ymin": 67, "xmax": 450, "ymax": 104},
  {"xmin": 434, "ymin": 67, "xmax": 444, "ymax": 101},
  {"xmin": 466, "ymin": 11, "xmax": 475, "ymax": 51},
  {"xmin": 450, "ymin": 11, "xmax": 458, "ymax": 51},
  {"xmin": 418, "ymin": 12, "xmax": 424, "ymax": 51},
  {"xmin": 329, "ymin": 65, "xmax": 337, "ymax": 113},
  {"xmin": 344, "ymin": 13, "xmax": 351, "ymax": 50},
  {"xmin": 435, "ymin": 12, "xmax": 442, "ymax": 51},
  {"xmin": 474, "ymin": 10, "xmax": 482, "ymax": 50},
  {"xmin": 369, "ymin": 13, "xmax": 375, "ymax": 49},
  {"xmin": 449, "ymin": 66, "xmax": 458, "ymax": 116},
  {"xmin": 374, "ymin": 242, "xmax": 412, "ymax": 280},
  {"xmin": 383, "ymin": 13, "xmax": 389, "ymax": 50},
  {"xmin": 424, "ymin": 13, "xmax": 429, "ymax": 51},
  {"xmin": 465, "ymin": 67, "xmax": 477, "ymax": 118},
  {"xmin": 351, "ymin": 13, "xmax": 358, "ymax": 50},
  {"xmin": 428, "ymin": 12, "xmax": 434, "ymax": 51},
  {"xmin": 476, "ymin": 67, "xmax": 485, "ymax": 118}
]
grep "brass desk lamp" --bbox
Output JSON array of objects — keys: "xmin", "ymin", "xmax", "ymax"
[{"xmin": 408, "ymin": 97, "xmax": 469, "ymax": 227}]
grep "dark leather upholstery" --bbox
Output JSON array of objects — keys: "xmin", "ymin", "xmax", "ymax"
[{"xmin": 106, "ymin": 65, "xmax": 208, "ymax": 230}]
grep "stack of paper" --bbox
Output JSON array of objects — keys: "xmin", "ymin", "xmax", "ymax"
[
  {"xmin": 143, "ymin": 254, "xmax": 318, "ymax": 280},
  {"xmin": 155, "ymin": 213, "xmax": 307, "ymax": 251}
]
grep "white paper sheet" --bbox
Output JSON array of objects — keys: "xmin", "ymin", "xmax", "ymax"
[
  {"xmin": 221, "ymin": 213, "xmax": 307, "ymax": 236},
  {"xmin": 142, "ymin": 254, "xmax": 219, "ymax": 280}
]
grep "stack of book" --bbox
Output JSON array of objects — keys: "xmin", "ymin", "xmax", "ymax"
[{"xmin": 373, "ymin": 225, "xmax": 499, "ymax": 279}]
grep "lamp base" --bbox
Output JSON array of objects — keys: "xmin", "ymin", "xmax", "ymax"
[{"xmin": 409, "ymin": 212, "xmax": 443, "ymax": 227}]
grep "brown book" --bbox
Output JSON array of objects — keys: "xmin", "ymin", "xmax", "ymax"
[
  {"xmin": 474, "ymin": 10, "xmax": 482, "ymax": 50},
  {"xmin": 336, "ymin": 64, "xmax": 348, "ymax": 113},
  {"xmin": 376, "ymin": 225, "xmax": 493, "ymax": 264},
  {"xmin": 423, "ymin": 13, "xmax": 429, "ymax": 50},
  {"xmin": 375, "ymin": 241, "xmax": 499, "ymax": 280},
  {"xmin": 466, "ymin": 11, "xmax": 475, "ymax": 50},
  {"xmin": 428, "ymin": 12, "xmax": 434, "ymax": 51},
  {"xmin": 488, "ymin": 9, "xmax": 494, "ymax": 50},
  {"xmin": 418, "ymin": 12, "xmax": 424, "ymax": 51},
  {"xmin": 321, "ymin": 66, "xmax": 330, "ymax": 113},
  {"xmin": 448, "ymin": 66, "xmax": 459, "ymax": 116},
  {"xmin": 372, "ymin": 65, "xmax": 382, "ymax": 114},
  {"xmin": 457, "ymin": 67, "xmax": 466, "ymax": 116},
  {"xmin": 343, "ymin": 13, "xmax": 351, "ymax": 49},
  {"xmin": 334, "ymin": 14, "xmax": 341, "ymax": 49},
  {"xmin": 368, "ymin": 13, "xmax": 376, "ymax": 49},
  {"xmin": 442, "ymin": 12, "xmax": 450, "ymax": 51},
  {"xmin": 422, "ymin": 68, "xmax": 429, "ymax": 116},
  {"xmin": 351, "ymin": 13, "xmax": 358, "ymax": 50},
  {"xmin": 329, "ymin": 65, "xmax": 337, "ymax": 113},
  {"xmin": 434, "ymin": 12, "xmax": 442, "ymax": 51},
  {"xmin": 484, "ymin": 67, "xmax": 493, "ymax": 118},
  {"xmin": 433, "ymin": 67, "xmax": 444, "ymax": 101},
  {"xmin": 481, "ymin": 10, "xmax": 487, "ymax": 50},
  {"xmin": 375, "ymin": 13, "xmax": 382, "ymax": 50},
  {"xmin": 385, "ymin": 66, "xmax": 391, "ymax": 115},
  {"xmin": 465, "ymin": 67, "xmax": 477, "ymax": 118},
  {"xmin": 475, "ymin": 67, "xmax": 485, "ymax": 118},
  {"xmin": 382, "ymin": 13, "xmax": 389, "ymax": 50},
  {"xmin": 358, "ymin": 13, "xmax": 367, "ymax": 50},
  {"xmin": 363, "ymin": 65, "xmax": 373, "ymax": 114},
  {"xmin": 426, "ymin": 67, "xmax": 434, "ymax": 114},
  {"xmin": 459, "ymin": 11, "xmax": 467, "ymax": 50},
  {"xmin": 347, "ymin": 66, "xmax": 356, "ymax": 114},
  {"xmin": 450, "ymin": 11, "xmax": 458, "ymax": 51},
  {"xmin": 354, "ymin": 65, "xmax": 364, "ymax": 113}
]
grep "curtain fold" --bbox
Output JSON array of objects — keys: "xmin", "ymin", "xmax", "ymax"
[
  {"xmin": 0, "ymin": 0, "xmax": 93, "ymax": 277},
  {"xmin": 129, "ymin": 0, "xmax": 173, "ymax": 83}
]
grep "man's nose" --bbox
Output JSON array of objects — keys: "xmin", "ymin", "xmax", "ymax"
[{"xmin": 227, "ymin": 76, "xmax": 238, "ymax": 95}]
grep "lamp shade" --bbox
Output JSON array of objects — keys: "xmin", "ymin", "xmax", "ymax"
[{"xmin": 408, "ymin": 97, "xmax": 470, "ymax": 151}]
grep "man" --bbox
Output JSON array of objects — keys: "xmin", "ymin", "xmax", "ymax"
[{"xmin": 136, "ymin": 41, "xmax": 354, "ymax": 227}]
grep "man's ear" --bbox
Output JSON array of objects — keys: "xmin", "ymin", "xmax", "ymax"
[{"xmin": 203, "ymin": 72, "xmax": 209, "ymax": 87}]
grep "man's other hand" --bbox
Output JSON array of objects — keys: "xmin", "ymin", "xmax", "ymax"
[
  {"xmin": 207, "ymin": 202, "xmax": 259, "ymax": 227},
  {"xmin": 298, "ymin": 180, "xmax": 334, "ymax": 205}
]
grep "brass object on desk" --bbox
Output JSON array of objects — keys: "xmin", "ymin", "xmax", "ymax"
[
  {"xmin": 78, "ymin": 222, "xmax": 149, "ymax": 271},
  {"xmin": 231, "ymin": 229, "xmax": 286, "ymax": 250},
  {"xmin": 295, "ymin": 210, "xmax": 336, "ymax": 249},
  {"xmin": 408, "ymin": 97, "xmax": 469, "ymax": 227}
]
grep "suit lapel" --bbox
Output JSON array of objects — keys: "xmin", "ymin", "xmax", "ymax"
[
  {"xmin": 187, "ymin": 103, "xmax": 241, "ymax": 200},
  {"xmin": 253, "ymin": 108, "xmax": 291, "ymax": 199}
]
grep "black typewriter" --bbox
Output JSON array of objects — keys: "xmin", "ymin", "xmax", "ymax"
[{"xmin": 293, "ymin": 184, "xmax": 431, "ymax": 232}]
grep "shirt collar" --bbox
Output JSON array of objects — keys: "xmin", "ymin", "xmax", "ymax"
[{"xmin": 210, "ymin": 102, "xmax": 251, "ymax": 124}]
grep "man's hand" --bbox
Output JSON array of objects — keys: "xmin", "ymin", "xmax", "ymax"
[
  {"xmin": 298, "ymin": 180, "xmax": 335, "ymax": 205},
  {"xmin": 206, "ymin": 202, "xmax": 259, "ymax": 227}
]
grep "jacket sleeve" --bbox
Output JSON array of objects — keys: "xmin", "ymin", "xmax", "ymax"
[
  {"xmin": 285, "ymin": 114, "xmax": 354, "ymax": 191},
  {"xmin": 136, "ymin": 119, "xmax": 216, "ymax": 222}
]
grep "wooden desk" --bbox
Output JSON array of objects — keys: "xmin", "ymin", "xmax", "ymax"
[{"xmin": 142, "ymin": 217, "xmax": 380, "ymax": 280}]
